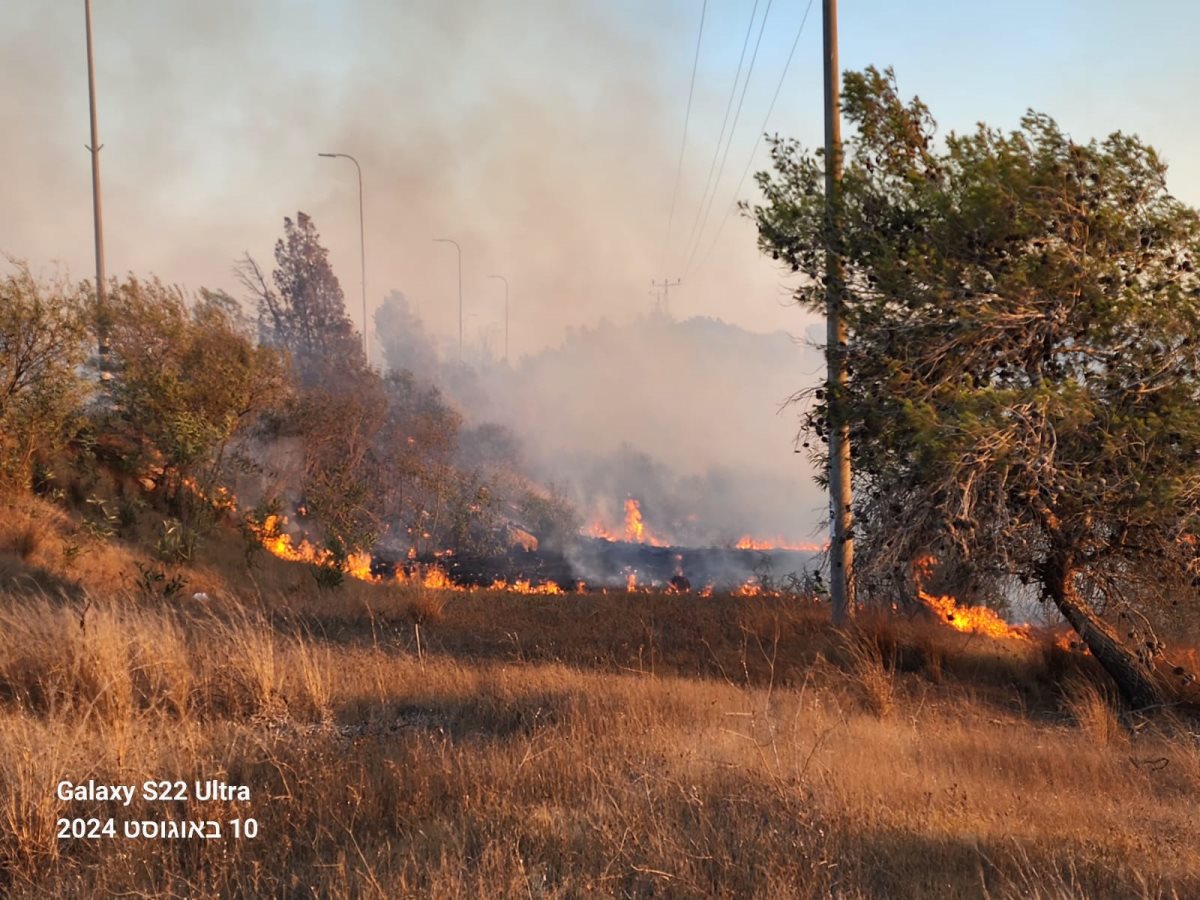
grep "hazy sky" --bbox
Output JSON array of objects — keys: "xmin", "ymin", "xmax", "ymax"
[{"xmin": 5, "ymin": 1, "xmax": 1199, "ymax": 361}]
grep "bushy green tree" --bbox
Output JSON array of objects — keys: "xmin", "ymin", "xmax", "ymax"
[
  {"xmin": 103, "ymin": 276, "xmax": 289, "ymax": 547},
  {"xmin": 0, "ymin": 264, "xmax": 90, "ymax": 489},
  {"xmin": 752, "ymin": 67, "xmax": 1200, "ymax": 707}
]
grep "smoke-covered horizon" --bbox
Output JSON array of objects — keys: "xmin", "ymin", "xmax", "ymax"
[
  {"xmin": 3, "ymin": 1, "xmax": 822, "ymax": 364},
  {"xmin": 374, "ymin": 288, "xmax": 831, "ymax": 545},
  {"xmin": 7, "ymin": 1, "xmax": 1199, "ymax": 364}
]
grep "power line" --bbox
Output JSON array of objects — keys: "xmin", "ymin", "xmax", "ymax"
[
  {"xmin": 677, "ymin": 0, "xmax": 762, "ymax": 272},
  {"xmin": 650, "ymin": 278, "xmax": 682, "ymax": 316},
  {"xmin": 689, "ymin": 0, "xmax": 816, "ymax": 277},
  {"xmin": 660, "ymin": 0, "xmax": 709, "ymax": 268},
  {"xmin": 681, "ymin": 0, "xmax": 776, "ymax": 277}
]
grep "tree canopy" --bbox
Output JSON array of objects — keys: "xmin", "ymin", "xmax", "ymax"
[
  {"xmin": 752, "ymin": 67, "xmax": 1200, "ymax": 707},
  {"xmin": 239, "ymin": 212, "xmax": 363, "ymax": 387},
  {"xmin": 0, "ymin": 264, "xmax": 90, "ymax": 488}
]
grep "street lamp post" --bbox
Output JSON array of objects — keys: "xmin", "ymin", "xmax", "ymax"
[
  {"xmin": 433, "ymin": 238, "xmax": 463, "ymax": 361},
  {"xmin": 487, "ymin": 274, "xmax": 509, "ymax": 363},
  {"xmin": 84, "ymin": 0, "xmax": 108, "ymax": 359},
  {"xmin": 318, "ymin": 152, "xmax": 368, "ymax": 362}
]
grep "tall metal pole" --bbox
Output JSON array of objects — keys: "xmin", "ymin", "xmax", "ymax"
[
  {"xmin": 318, "ymin": 152, "xmax": 368, "ymax": 362},
  {"xmin": 84, "ymin": 0, "xmax": 107, "ymax": 358},
  {"xmin": 487, "ymin": 274, "xmax": 508, "ymax": 363},
  {"xmin": 823, "ymin": 0, "xmax": 854, "ymax": 625},
  {"xmin": 651, "ymin": 278, "xmax": 681, "ymax": 317},
  {"xmin": 434, "ymin": 239, "xmax": 463, "ymax": 361}
]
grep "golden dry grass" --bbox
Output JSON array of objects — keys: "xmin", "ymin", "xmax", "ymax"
[
  {"xmin": 0, "ymin": 493, "xmax": 1197, "ymax": 898},
  {"xmin": 0, "ymin": 589, "xmax": 1196, "ymax": 898}
]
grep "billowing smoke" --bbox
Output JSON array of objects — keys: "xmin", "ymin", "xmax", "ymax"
[
  {"xmin": 2, "ymin": 2, "xmax": 805, "ymax": 359},
  {"xmin": 484, "ymin": 314, "xmax": 829, "ymax": 548},
  {"xmin": 5, "ymin": 2, "xmax": 831, "ymax": 553},
  {"xmin": 377, "ymin": 288, "xmax": 829, "ymax": 550}
]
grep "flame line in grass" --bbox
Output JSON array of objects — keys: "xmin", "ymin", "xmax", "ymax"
[
  {"xmin": 734, "ymin": 536, "xmax": 826, "ymax": 552},
  {"xmin": 254, "ymin": 515, "xmax": 584, "ymax": 593},
  {"xmin": 913, "ymin": 554, "xmax": 1085, "ymax": 651}
]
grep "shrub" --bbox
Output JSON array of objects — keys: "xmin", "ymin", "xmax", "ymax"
[{"xmin": 0, "ymin": 264, "xmax": 90, "ymax": 490}]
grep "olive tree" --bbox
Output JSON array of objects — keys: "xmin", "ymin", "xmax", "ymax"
[{"xmin": 751, "ymin": 67, "xmax": 1200, "ymax": 707}]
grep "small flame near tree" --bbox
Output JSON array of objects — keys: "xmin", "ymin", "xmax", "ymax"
[
  {"xmin": 913, "ymin": 554, "xmax": 1032, "ymax": 641},
  {"xmin": 912, "ymin": 554, "xmax": 1081, "ymax": 652}
]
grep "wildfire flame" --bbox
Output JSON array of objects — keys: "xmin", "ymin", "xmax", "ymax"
[
  {"xmin": 181, "ymin": 477, "xmax": 238, "ymax": 514},
  {"xmin": 253, "ymin": 515, "xmax": 455, "ymax": 589},
  {"xmin": 623, "ymin": 498, "xmax": 669, "ymax": 546},
  {"xmin": 734, "ymin": 536, "xmax": 825, "ymax": 552},
  {"xmin": 489, "ymin": 578, "xmax": 565, "ymax": 595},
  {"xmin": 731, "ymin": 578, "xmax": 794, "ymax": 598},
  {"xmin": 584, "ymin": 499, "xmax": 670, "ymax": 545},
  {"xmin": 624, "ymin": 499, "xmax": 647, "ymax": 542},
  {"xmin": 584, "ymin": 520, "xmax": 620, "ymax": 541},
  {"xmin": 252, "ymin": 516, "xmax": 578, "ymax": 595},
  {"xmin": 913, "ymin": 555, "xmax": 1031, "ymax": 641}
]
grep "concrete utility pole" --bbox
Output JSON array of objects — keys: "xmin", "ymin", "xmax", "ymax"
[
  {"xmin": 650, "ymin": 278, "xmax": 681, "ymax": 317},
  {"xmin": 318, "ymin": 152, "xmax": 368, "ymax": 362},
  {"xmin": 433, "ymin": 238, "xmax": 463, "ymax": 361},
  {"xmin": 487, "ymin": 274, "xmax": 509, "ymax": 363},
  {"xmin": 823, "ymin": 0, "xmax": 855, "ymax": 625},
  {"xmin": 84, "ymin": 0, "xmax": 108, "ymax": 359}
]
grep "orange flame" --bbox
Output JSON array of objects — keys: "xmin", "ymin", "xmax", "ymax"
[
  {"xmin": 584, "ymin": 520, "xmax": 620, "ymax": 541},
  {"xmin": 913, "ymin": 555, "xmax": 1031, "ymax": 641},
  {"xmin": 251, "ymin": 515, "xmax": 468, "ymax": 591},
  {"xmin": 732, "ymin": 578, "xmax": 790, "ymax": 598},
  {"xmin": 182, "ymin": 477, "xmax": 239, "ymax": 514},
  {"xmin": 489, "ymin": 578, "xmax": 565, "ymax": 595},
  {"xmin": 257, "ymin": 515, "xmax": 345, "ymax": 569},
  {"xmin": 627, "ymin": 499, "xmax": 670, "ymax": 546},
  {"xmin": 734, "ymin": 536, "xmax": 826, "ymax": 552},
  {"xmin": 584, "ymin": 498, "xmax": 670, "ymax": 546},
  {"xmin": 412, "ymin": 566, "xmax": 456, "ymax": 590},
  {"xmin": 624, "ymin": 499, "xmax": 647, "ymax": 542},
  {"xmin": 345, "ymin": 550, "xmax": 376, "ymax": 583}
]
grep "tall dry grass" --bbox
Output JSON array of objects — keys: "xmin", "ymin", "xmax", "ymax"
[
  {"xmin": 0, "ymin": 586, "xmax": 1195, "ymax": 898},
  {"xmin": 0, "ymin": 493, "xmax": 1197, "ymax": 896}
]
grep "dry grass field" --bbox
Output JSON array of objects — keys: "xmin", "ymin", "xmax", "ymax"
[{"xmin": 0, "ymin": 495, "xmax": 1198, "ymax": 898}]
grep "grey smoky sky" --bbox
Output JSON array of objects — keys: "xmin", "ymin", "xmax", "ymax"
[
  {"xmin": 3, "ymin": 1, "xmax": 816, "ymax": 360},
  {"xmin": 5, "ymin": 1, "xmax": 1199, "ymax": 359},
  {"xmin": 5, "ymin": 1, "xmax": 1200, "ymax": 542}
]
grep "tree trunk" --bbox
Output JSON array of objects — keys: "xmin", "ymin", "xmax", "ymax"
[{"xmin": 1044, "ymin": 556, "xmax": 1164, "ymax": 710}]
